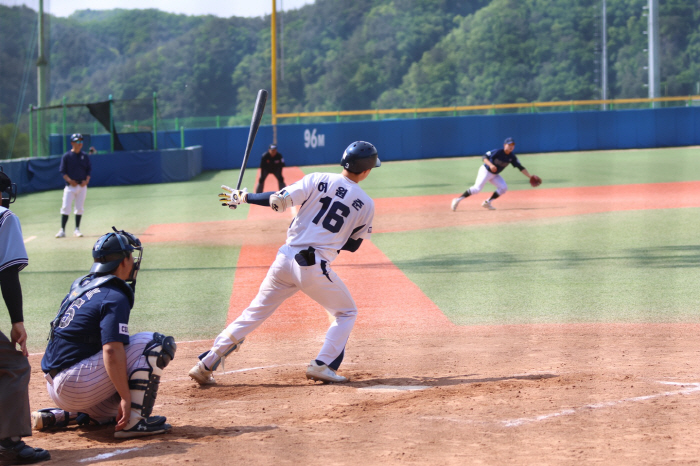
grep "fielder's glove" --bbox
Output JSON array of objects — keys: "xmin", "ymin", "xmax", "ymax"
[
  {"xmin": 219, "ymin": 185, "xmax": 248, "ymax": 209},
  {"xmin": 529, "ymin": 175, "xmax": 542, "ymax": 187}
]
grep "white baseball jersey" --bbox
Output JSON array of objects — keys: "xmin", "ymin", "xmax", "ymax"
[
  {"xmin": 285, "ymin": 172, "xmax": 375, "ymax": 263},
  {"xmin": 200, "ymin": 172, "xmax": 376, "ymax": 372}
]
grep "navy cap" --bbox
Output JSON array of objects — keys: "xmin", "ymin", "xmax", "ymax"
[
  {"xmin": 504, "ymin": 137, "xmax": 515, "ymax": 145},
  {"xmin": 269, "ymin": 144, "xmax": 277, "ymax": 150},
  {"xmin": 71, "ymin": 133, "xmax": 84, "ymax": 142}
]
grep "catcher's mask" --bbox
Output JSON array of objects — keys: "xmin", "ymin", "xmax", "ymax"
[
  {"xmin": 0, "ymin": 166, "xmax": 18, "ymax": 208},
  {"xmin": 340, "ymin": 141, "xmax": 381, "ymax": 174},
  {"xmin": 90, "ymin": 226, "xmax": 143, "ymax": 290}
]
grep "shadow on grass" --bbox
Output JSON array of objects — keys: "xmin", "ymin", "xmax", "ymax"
[{"xmin": 388, "ymin": 245, "xmax": 700, "ymax": 273}]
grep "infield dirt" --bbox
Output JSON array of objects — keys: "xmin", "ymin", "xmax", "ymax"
[{"xmin": 25, "ymin": 171, "xmax": 700, "ymax": 465}]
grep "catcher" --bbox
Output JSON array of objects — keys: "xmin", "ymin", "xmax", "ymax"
[
  {"xmin": 451, "ymin": 137, "xmax": 541, "ymax": 211},
  {"xmin": 33, "ymin": 227, "xmax": 176, "ymax": 438}
]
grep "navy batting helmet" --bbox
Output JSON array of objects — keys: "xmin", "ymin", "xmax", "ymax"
[
  {"xmin": 340, "ymin": 141, "xmax": 380, "ymax": 174},
  {"xmin": 0, "ymin": 166, "xmax": 17, "ymax": 208},
  {"xmin": 90, "ymin": 227, "xmax": 143, "ymax": 288}
]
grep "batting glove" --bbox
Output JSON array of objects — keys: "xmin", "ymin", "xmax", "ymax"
[{"xmin": 219, "ymin": 185, "xmax": 248, "ymax": 210}]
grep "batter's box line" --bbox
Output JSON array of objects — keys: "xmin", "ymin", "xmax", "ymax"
[
  {"xmin": 421, "ymin": 381, "xmax": 700, "ymax": 428},
  {"xmin": 162, "ymin": 363, "xmax": 304, "ymax": 383}
]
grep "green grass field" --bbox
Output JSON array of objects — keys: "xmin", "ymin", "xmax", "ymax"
[{"xmin": 4, "ymin": 147, "xmax": 700, "ymax": 351}]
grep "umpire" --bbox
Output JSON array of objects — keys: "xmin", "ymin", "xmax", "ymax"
[
  {"xmin": 0, "ymin": 168, "xmax": 51, "ymax": 464},
  {"xmin": 255, "ymin": 144, "xmax": 286, "ymax": 193}
]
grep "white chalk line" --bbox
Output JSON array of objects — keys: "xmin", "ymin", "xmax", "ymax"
[
  {"xmin": 163, "ymin": 363, "xmax": 304, "ymax": 383},
  {"xmin": 504, "ymin": 381, "xmax": 700, "ymax": 427},
  {"xmin": 24, "ymin": 235, "xmax": 36, "ymax": 244},
  {"xmin": 79, "ymin": 446, "xmax": 144, "ymax": 462},
  {"xmin": 422, "ymin": 381, "xmax": 700, "ymax": 428}
]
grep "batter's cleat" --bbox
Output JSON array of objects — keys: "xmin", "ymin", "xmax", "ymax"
[
  {"xmin": 481, "ymin": 199, "xmax": 496, "ymax": 210},
  {"xmin": 114, "ymin": 416, "xmax": 171, "ymax": 439},
  {"xmin": 305, "ymin": 360, "xmax": 348, "ymax": 383},
  {"xmin": 450, "ymin": 198, "xmax": 461, "ymax": 212},
  {"xmin": 188, "ymin": 360, "xmax": 216, "ymax": 385},
  {"xmin": 0, "ymin": 439, "xmax": 50, "ymax": 465},
  {"xmin": 73, "ymin": 228, "xmax": 83, "ymax": 237},
  {"xmin": 55, "ymin": 229, "xmax": 65, "ymax": 238}
]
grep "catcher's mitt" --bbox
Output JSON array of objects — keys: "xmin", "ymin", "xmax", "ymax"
[{"xmin": 529, "ymin": 175, "xmax": 542, "ymax": 187}]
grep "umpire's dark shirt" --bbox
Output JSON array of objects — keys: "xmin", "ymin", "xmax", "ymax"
[
  {"xmin": 260, "ymin": 151, "xmax": 285, "ymax": 173},
  {"xmin": 59, "ymin": 150, "xmax": 92, "ymax": 185}
]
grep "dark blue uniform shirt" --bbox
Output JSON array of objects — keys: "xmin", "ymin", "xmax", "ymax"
[
  {"xmin": 59, "ymin": 150, "xmax": 92, "ymax": 184},
  {"xmin": 41, "ymin": 279, "xmax": 133, "ymax": 374},
  {"xmin": 484, "ymin": 148, "xmax": 525, "ymax": 175}
]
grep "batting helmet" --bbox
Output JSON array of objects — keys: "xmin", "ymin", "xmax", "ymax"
[
  {"xmin": 0, "ymin": 166, "xmax": 17, "ymax": 208},
  {"xmin": 90, "ymin": 227, "xmax": 143, "ymax": 288},
  {"xmin": 340, "ymin": 141, "xmax": 381, "ymax": 174}
]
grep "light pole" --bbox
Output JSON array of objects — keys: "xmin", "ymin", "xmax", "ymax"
[
  {"xmin": 271, "ymin": 0, "xmax": 278, "ymax": 144},
  {"xmin": 647, "ymin": 0, "xmax": 660, "ymax": 107}
]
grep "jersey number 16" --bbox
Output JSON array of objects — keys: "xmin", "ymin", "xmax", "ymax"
[{"xmin": 312, "ymin": 196, "xmax": 349, "ymax": 233}]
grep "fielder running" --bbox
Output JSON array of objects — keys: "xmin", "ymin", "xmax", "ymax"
[
  {"xmin": 189, "ymin": 141, "xmax": 380, "ymax": 385},
  {"xmin": 34, "ymin": 227, "xmax": 177, "ymax": 438},
  {"xmin": 451, "ymin": 137, "xmax": 539, "ymax": 211}
]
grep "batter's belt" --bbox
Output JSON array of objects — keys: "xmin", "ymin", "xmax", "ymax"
[{"xmin": 294, "ymin": 247, "xmax": 316, "ymax": 266}]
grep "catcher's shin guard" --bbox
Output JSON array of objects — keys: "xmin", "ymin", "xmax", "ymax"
[{"xmin": 124, "ymin": 332, "xmax": 176, "ymax": 431}]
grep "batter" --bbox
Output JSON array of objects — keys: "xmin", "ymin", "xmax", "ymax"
[{"xmin": 189, "ymin": 141, "xmax": 380, "ymax": 385}]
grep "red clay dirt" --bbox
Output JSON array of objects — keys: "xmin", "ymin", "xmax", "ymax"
[{"xmin": 26, "ymin": 171, "xmax": 700, "ymax": 465}]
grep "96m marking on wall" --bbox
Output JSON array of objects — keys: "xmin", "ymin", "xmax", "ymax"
[{"xmin": 304, "ymin": 128, "xmax": 325, "ymax": 148}]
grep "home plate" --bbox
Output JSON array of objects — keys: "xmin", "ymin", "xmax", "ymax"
[{"xmin": 359, "ymin": 385, "xmax": 431, "ymax": 392}]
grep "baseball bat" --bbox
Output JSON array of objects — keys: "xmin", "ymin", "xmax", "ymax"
[{"xmin": 236, "ymin": 89, "xmax": 268, "ymax": 190}]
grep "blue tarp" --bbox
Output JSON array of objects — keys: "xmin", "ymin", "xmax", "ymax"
[{"xmin": 3, "ymin": 146, "xmax": 202, "ymax": 196}]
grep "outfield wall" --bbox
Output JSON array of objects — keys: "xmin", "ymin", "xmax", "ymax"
[
  {"xmin": 3, "ymin": 146, "xmax": 202, "ymax": 195},
  {"xmin": 12, "ymin": 106, "xmax": 700, "ymax": 195},
  {"xmin": 176, "ymin": 106, "xmax": 700, "ymax": 170}
]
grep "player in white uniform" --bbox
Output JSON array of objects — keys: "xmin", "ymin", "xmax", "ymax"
[{"xmin": 189, "ymin": 141, "xmax": 380, "ymax": 384}]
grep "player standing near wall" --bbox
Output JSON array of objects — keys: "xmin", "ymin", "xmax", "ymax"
[
  {"xmin": 451, "ymin": 137, "xmax": 541, "ymax": 211},
  {"xmin": 0, "ymin": 168, "xmax": 51, "ymax": 465},
  {"xmin": 189, "ymin": 141, "xmax": 380, "ymax": 385},
  {"xmin": 56, "ymin": 133, "xmax": 91, "ymax": 238}
]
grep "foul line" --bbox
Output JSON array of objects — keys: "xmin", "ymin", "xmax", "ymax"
[
  {"xmin": 24, "ymin": 235, "xmax": 36, "ymax": 244},
  {"xmin": 421, "ymin": 381, "xmax": 700, "ymax": 428},
  {"xmin": 502, "ymin": 381, "xmax": 700, "ymax": 427},
  {"xmin": 79, "ymin": 447, "xmax": 144, "ymax": 462}
]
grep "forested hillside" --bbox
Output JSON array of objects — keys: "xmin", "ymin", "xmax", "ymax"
[{"xmin": 1, "ymin": 0, "xmax": 699, "ymax": 135}]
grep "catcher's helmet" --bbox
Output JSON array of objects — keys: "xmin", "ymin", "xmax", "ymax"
[
  {"xmin": 90, "ymin": 227, "xmax": 143, "ymax": 288},
  {"xmin": 0, "ymin": 166, "xmax": 17, "ymax": 208},
  {"xmin": 340, "ymin": 141, "xmax": 380, "ymax": 174}
]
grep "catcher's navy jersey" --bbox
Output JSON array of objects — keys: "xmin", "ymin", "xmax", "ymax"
[
  {"xmin": 484, "ymin": 148, "xmax": 525, "ymax": 174},
  {"xmin": 41, "ymin": 279, "xmax": 133, "ymax": 374}
]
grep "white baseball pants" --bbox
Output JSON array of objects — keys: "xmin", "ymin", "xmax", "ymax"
[
  {"xmin": 203, "ymin": 245, "xmax": 358, "ymax": 369},
  {"xmin": 468, "ymin": 165, "xmax": 508, "ymax": 196},
  {"xmin": 60, "ymin": 185, "xmax": 88, "ymax": 215},
  {"xmin": 44, "ymin": 332, "xmax": 153, "ymax": 423}
]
